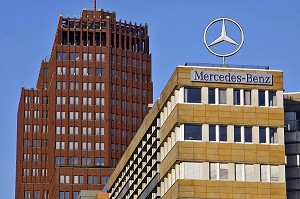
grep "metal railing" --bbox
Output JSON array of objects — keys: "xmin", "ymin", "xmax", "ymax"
[{"xmin": 184, "ymin": 63, "xmax": 269, "ymax": 70}]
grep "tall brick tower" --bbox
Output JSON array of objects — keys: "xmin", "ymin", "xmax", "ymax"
[{"xmin": 15, "ymin": 8, "xmax": 152, "ymax": 199}]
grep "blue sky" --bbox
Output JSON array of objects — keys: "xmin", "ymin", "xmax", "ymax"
[{"xmin": 1, "ymin": 1, "xmax": 300, "ymax": 198}]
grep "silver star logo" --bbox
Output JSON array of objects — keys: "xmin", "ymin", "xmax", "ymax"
[{"xmin": 204, "ymin": 18, "xmax": 244, "ymax": 64}]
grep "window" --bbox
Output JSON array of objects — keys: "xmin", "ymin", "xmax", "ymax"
[
  {"xmin": 236, "ymin": 164, "xmax": 253, "ymax": 181},
  {"xmin": 209, "ymin": 125, "xmax": 216, "ymax": 141},
  {"xmin": 70, "ymin": 52, "xmax": 79, "ymax": 61},
  {"xmin": 270, "ymin": 128, "xmax": 278, "ymax": 144},
  {"xmin": 69, "ymin": 82, "xmax": 79, "ymax": 90},
  {"xmin": 55, "ymin": 156, "xmax": 65, "ymax": 165},
  {"xmin": 25, "ymin": 96, "xmax": 30, "ymax": 104},
  {"xmin": 95, "ymin": 127, "xmax": 104, "ymax": 136},
  {"xmin": 95, "ymin": 98, "xmax": 104, "ymax": 106},
  {"xmin": 95, "ymin": 112, "xmax": 104, "ymax": 120},
  {"xmin": 95, "ymin": 83, "xmax": 105, "ymax": 91},
  {"xmin": 83, "ymin": 53, "xmax": 92, "ymax": 61},
  {"xmin": 260, "ymin": 165, "xmax": 269, "ymax": 182},
  {"xmin": 56, "ymin": 142, "xmax": 65, "ymax": 150},
  {"xmin": 69, "ymin": 96, "xmax": 79, "ymax": 105},
  {"xmin": 59, "ymin": 191, "xmax": 69, "ymax": 199},
  {"xmin": 56, "ymin": 96, "xmax": 66, "ymax": 105},
  {"xmin": 69, "ymin": 112, "xmax": 78, "ymax": 120},
  {"xmin": 34, "ymin": 96, "xmax": 39, "ymax": 104},
  {"xmin": 184, "ymin": 162, "xmax": 202, "ymax": 179},
  {"xmin": 233, "ymin": 89, "xmax": 241, "ymax": 105},
  {"xmin": 82, "ymin": 67, "xmax": 93, "ymax": 76},
  {"xmin": 57, "ymin": 52, "xmax": 66, "ymax": 60},
  {"xmin": 184, "ymin": 124, "xmax": 202, "ymax": 140},
  {"xmin": 59, "ymin": 175, "xmax": 70, "ymax": 184},
  {"xmin": 259, "ymin": 90, "xmax": 266, "ymax": 106},
  {"xmin": 82, "ymin": 112, "xmax": 92, "ymax": 120},
  {"xmin": 33, "ymin": 191, "xmax": 40, "ymax": 199},
  {"xmin": 234, "ymin": 126, "xmax": 242, "ymax": 142},
  {"xmin": 219, "ymin": 89, "xmax": 227, "ymax": 104},
  {"xmin": 82, "ymin": 127, "xmax": 92, "ymax": 135},
  {"xmin": 96, "ymin": 53, "xmax": 105, "ymax": 62},
  {"xmin": 219, "ymin": 126, "xmax": 227, "ymax": 142},
  {"xmin": 184, "ymin": 87, "xmax": 201, "ymax": 103},
  {"xmin": 210, "ymin": 163, "xmax": 217, "ymax": 180},
  {"xmin": 244, "ymin": 127, "xmax": 252, "ymax": 143},
  {"xmin": 101, "ymin": 176, "xmax": 107, "ymax": 184},
  {"xmin": 56, "ymin": 111, "xmax": 65, "ymax": 120},
  {"xmin": 269, "ymin": 91, "xmax": 277, "ymax": 106},
  {"xmin": 33, "ymin": 139, "xmax": 39, "ymax": 147},
  {"xmin": 70, "ymin": 67, "xmax": 79, "ymax": 75},
  {"xmin": 56, "ymin": 66, "xmax": 66, "ymax": 75},
  {"xmin": 69, "ymin": 126, "xmax": 78, "ymax": 135},
  {"xmin": 56, "ymin": 81, "xmax": 66, "ymax": 89},
  {"xmin": 82, "ymin": 97, "xmax": 92, "ymax": 105},
  {"xmin": 23, "ymin": 168, "xmax": 29, "ymax": 176},
  {"xmin": 259, "ymin": 127, "xmax": 266, "ymax": 143},
  {"xmin": 208, "ymin": 88, "xmax": 216, "ymax": 104},
  {"xmin": 244, "ymin": 90, "xmax": 251, "ymax": 105},
  {"xmin": 24, "ymin": 111, "xmax": 30, "ymax": 118},
  {"xmin": 219, "ymin": 163, "xmax": 228, "ymax": 180},
  {"xmin": 24, "ymin": 190, "xmax": 30, "ymax": 198},
  {"xmin": 82, "ymin": 82, "xmax": 92, "ymax": 90},
  {"xmin": 271, "ymin": 165, "xmax": 279, "ymax": 182}
]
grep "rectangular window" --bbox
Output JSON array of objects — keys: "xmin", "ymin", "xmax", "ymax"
[
  {"xmin": 219, "ymin": 126, "xmax": 227, "ymax": 142},
  {"xmin": 233, "ymin": 89, "xmax": 241, "ymax": 105},
  {"xmin": 184, "ymin": 87, "xmax": 201, "ymax": 103},
  {"xmin": 269, "ymin": 91, "xmax": 277, "ymax": 106},
  {"xmin": 210, "ymin": 163, "xmax": 218, "ymax": 180},
  {"xmin": 208, "ymin": 88, "xmax": 215, "ymax": 104},
  {"xmin": 259, "ymin": 90, "xmax": 266, "ymax": 106},
  {"xmin": 234, "ymin": 126, "xmax": 242, "ymax": 142},
  {"xmin": 209, "ymin": 125, "xmax": 216, "ymax": 141},
  {"xmin": 219, "ymin": 163, "xmax": 228, "ymax": 180},
  {"xmin": 184, "ymin": 162, "xmax": 202, "ymax": 179},
  {"xmin": 270, "ymin": 165, "xmax": 279, "ymax": 182},
  {"xmin": 70, "ymin": 67, "xmax": 79, "ymax": 75},
  {"xmin": 269, "ymin": 128, "xmax": 278, "ymax": 144},
  {"xmin": 184, "ymin": 124, "xmax": 202, "ymax": 140},
  {"xmin": 244, "ymin": 127, "xmax": 252, "ymax": 143},
  {"xmin": 244, "ymin": 90, "xmax": 251, "ymax": 105},
  {"xmin": 259, "ymin": 127, "xmax": 266, "ymax": 143},
  {"xmin": 261, "ymin": 165, "xmax": 269, "ymax": 182},
  {"xmin": 245, "ymin": 164, "xmax": 253, "ymax": 181},
  {"xmin": 219, "ymin": 89, "xmax": 227, "ymax": 104}
]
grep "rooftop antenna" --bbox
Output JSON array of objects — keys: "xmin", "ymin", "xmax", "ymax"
[{"xmin": 94, "ymin": 0, "xmax": 96, "ymax": 11}]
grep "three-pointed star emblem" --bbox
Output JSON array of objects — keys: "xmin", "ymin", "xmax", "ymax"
[{"xmin": 208, "ymin": 19, "xmax": 239, "ymax": 47}]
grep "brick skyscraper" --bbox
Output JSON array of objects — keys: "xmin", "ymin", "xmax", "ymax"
[{"xmin": 15, "ymin": 9, "xmax": 153, "ymax": 199}]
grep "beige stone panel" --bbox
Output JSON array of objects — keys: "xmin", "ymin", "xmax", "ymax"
[
  {"xmin": 206, "ymin": 193, "xmax": 220, "ymax": 198},
  {"xmin": 178, "ymin": 191, "xmax": 195, "ymax": 198}
]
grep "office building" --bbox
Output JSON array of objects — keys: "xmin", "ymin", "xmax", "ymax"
[
  {"xmin": 107, "ymin": 64, "xmax": 286, "ymax": 199},
  {"xmin": 15, "ymin": 8, "xmax": 152, "ymax": 199},
  {"xmin": 284, "ymin": 93, "xmax": 300, "ymax": 199}
]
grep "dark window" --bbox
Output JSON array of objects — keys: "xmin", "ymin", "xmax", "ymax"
[
  {"xmin": 184, "ymin": 88, "xmax": 201, "ymax": 103},
  {"xmin": 234, "ymin": 126, "xmax": 241, "ymax": 142},
  {"xmin": 259, "ymin": 127, "xmax": 266, "ymax": 143},
  {"xmin": 184, "ymin": 124, "xmax": 202, "ymax": 140},
  {"xmin": 209, "ymin": 125, "xmax": 216, "ymax": 141},
  {"xmin": 219, "ymin": 126, "xmax": 227, "ymax": 141},
  {"xmin": 233, "ymin": 89, "xmax": 240, "ymax": 105},
  {"xmin": 259, "ymin": 91, "xmax": 266, "ymax": 106},
  {"xmin": 209, "ymin": 88, "xmax": 215, "ymax": 104},
  {"xmin": 244, "ymin": 127, "xmax": 252, "ymax": 143}
]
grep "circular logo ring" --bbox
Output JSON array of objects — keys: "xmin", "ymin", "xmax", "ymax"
[{"xmin": 204, "ymin": 17, "xmax": 244, "ymax": 58}]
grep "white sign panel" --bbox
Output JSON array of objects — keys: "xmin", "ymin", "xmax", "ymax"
[{"xmin": 191, "ymin": 70, "xmax": 273, "ymax": 85}]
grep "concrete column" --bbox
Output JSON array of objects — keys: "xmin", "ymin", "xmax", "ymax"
[
  {"xmin": 253, "ymin": 164, "xmax": 260, "ymax": 182},
  {"xmin": 202, "ymin": 124, "xmax": 209, "ymax": 142},
  {"xmin": 253, "ymin": 126, "xmax": 259, "ymax": 144},
  {"xmin": 228, "ymin": 125, "xmax": 234, "ymax": 143},
  {"xmin": 277, "ymin": 90, "xmax": 283, "ymax": 108},
  {"xmin": 202, "ymin": 87, "xmax": 208, "ymax": 104},
  {"xmin": 227, "ymin": 88, "xmax": 234, "ymax": 105},
  {"xmin": 228, "ymin": 163, "xmax": 235, "ymax": 181}
]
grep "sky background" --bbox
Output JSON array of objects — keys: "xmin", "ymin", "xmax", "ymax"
[{"xmin": 1, "ymin": 0, "xmax": 300, "ymax": 198}]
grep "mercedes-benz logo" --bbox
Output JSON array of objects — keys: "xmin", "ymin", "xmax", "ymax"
[{"xmin": 204, "ymin": 18, "xmax": 244, "ymax": 64}]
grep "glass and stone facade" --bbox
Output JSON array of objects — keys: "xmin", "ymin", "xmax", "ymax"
[{"xmin": 107, "ymin": 64, "xmax": 286, "ymax": 199}]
